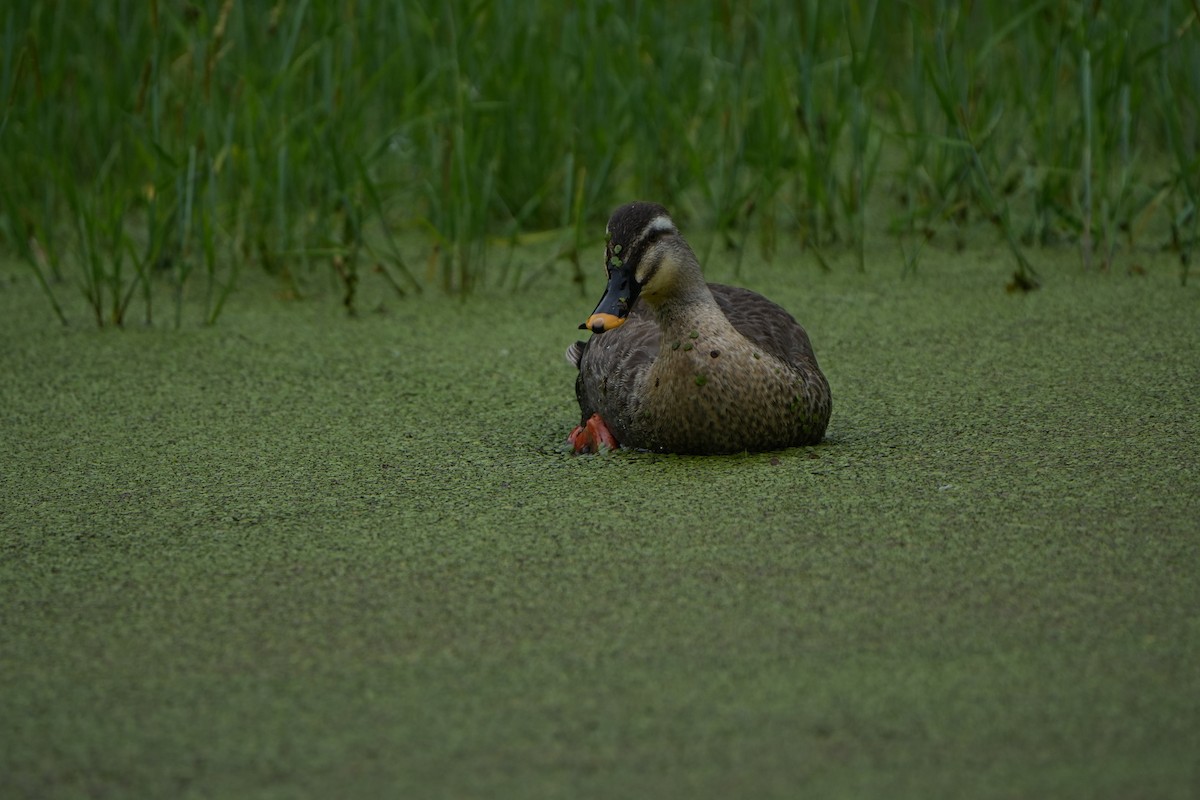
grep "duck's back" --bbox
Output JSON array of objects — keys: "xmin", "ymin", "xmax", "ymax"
[{"xmin": 712, "ymin": 285, "xmax": 822, "ymax": 370}]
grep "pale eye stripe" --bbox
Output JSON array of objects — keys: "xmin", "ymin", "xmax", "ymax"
[{"xmin": 647, "ymin": 215, "xmax": 677, "ymax": 235}]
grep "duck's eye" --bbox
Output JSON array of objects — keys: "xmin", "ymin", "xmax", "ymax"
[{"xmin": 613, "ymin": 244, "xmax": 622, "ymax": 254}]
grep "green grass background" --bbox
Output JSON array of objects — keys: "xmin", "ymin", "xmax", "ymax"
[
  {"xmin": 3, "ymin": 239, "xmax": 1198, "ymax": 797},
  {"xmin": 2, "ymin": 0, "xmax": 1198, "ymax": 321}
]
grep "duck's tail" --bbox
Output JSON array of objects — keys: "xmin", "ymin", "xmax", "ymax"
[{"xmin": 564, "ymin": 340, "xmax": 587, "ymax": 368}]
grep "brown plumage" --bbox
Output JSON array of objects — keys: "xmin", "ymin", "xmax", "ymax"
[{"xmin": 567, "ymin": 202, "xmax": 831, "ymax": 454}]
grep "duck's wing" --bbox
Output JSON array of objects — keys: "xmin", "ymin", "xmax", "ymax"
[
  {"xmin": 571, "ymin": 299, "xmax": 660, "ymax": 425},
  {"xmin": 710, "ymin": 283, "xmax": 822, "ymax": 370}
]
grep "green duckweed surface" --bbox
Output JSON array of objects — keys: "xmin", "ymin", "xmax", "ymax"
[{"xmin": 2, "ymin": 244, "xmax": 1198, "ymax": 799}]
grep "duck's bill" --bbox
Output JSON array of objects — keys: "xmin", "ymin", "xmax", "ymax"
[{"xmin": 579, "ymin": 264, "xmax": 640, "ymax": 333}]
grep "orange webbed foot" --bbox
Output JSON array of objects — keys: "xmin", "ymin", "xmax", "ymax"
[{"xmin": 568, "ymin": 413, "xmax": 619, "ymax": 454}]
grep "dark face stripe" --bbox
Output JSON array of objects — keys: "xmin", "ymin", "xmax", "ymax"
[{"xmin": 605, "ymin": 216, "xmax": 675, "ymax": 285}]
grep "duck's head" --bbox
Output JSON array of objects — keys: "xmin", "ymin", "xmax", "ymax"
[{"xmin": 581, "ymin": 201, "xmax": 694, "ymax": 334}]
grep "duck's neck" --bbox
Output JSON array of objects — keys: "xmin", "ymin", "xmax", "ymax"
[
  {"xmin": 653, "ymin": 282, "xmax": 728, "ymax": 338},
  {"xmin": 647, "ymin": 245, "xmax": 732, "ymax": 337}
]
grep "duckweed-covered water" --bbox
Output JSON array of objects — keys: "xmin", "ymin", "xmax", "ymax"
[{"xmin": 2, "ymin": 242, "xmax": 1198, "ymax": 798}]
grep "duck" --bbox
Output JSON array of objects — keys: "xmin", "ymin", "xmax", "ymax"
[{"xmin": 566, "ymin": 201, "xmax": 832, "ymax": 455}]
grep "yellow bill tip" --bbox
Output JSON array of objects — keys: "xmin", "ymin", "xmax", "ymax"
[{"xmin": 583, "ymin": 313, "xmax": 627, "ymax": 334}]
